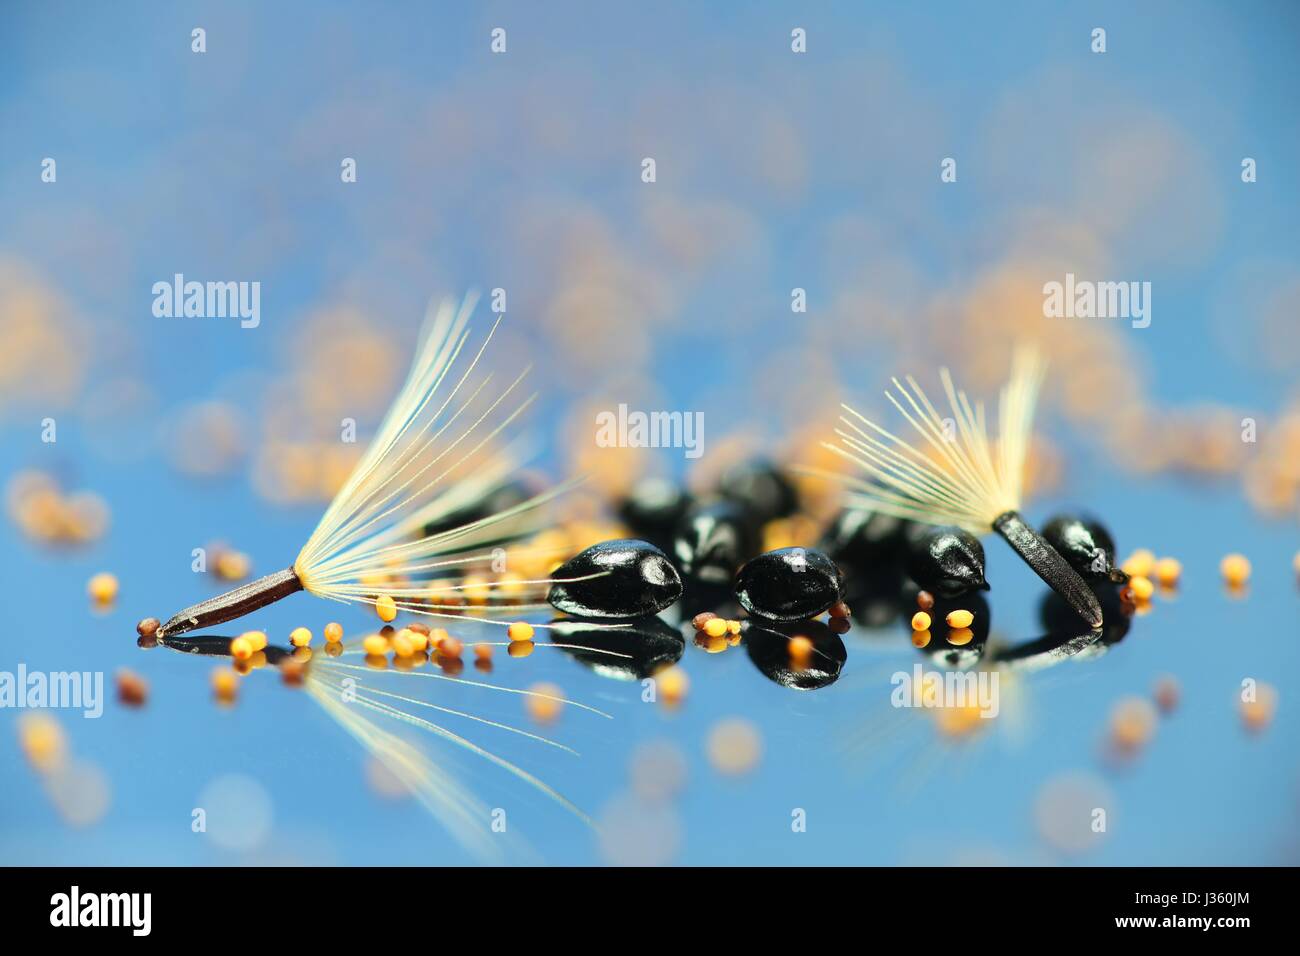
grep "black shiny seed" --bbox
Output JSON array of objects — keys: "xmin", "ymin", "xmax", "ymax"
[
  {"xmin": 421, "ymin": 479, "xmax": 535, "ymax": 538},
  {"xmin": 547, "ymin": 539, "xmax": 683, "ymax": 619},
  {"xmin": 716, "ymin": 459, "xmax": 799, "ymax": 523},
  {"xmin": 673, "ymin": 500, "xmax": 760, "ymax": 584},
  {"xmin": 547, "ymin": 615, "xmax": 685, "ymax": 681},
  {"xmin": 617, "ymin": 478, "xmax": 693, "ymax": 550},
  {"xmin": 905, "ymin": 526, "xmax": 988, "ymax": 598},
  {"xmin": 734, "ymin": 547, "xmax": 844, "ymax": 621},
  {"xmin": 820, "ymin": 507, "xmax": 910, "ymax": 570},
  {"xmin": 1042, "ymin": 514, "xmax": 1118, "ymax": 580},
  {"xmin": 745, "ymin": 619, "xmax": 847, "ymax": 690}
]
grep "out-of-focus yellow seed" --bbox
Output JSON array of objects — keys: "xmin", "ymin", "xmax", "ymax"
[
  {"xmin": 525, "ymin": 682, "xmax": 565, "ymax": 724},
  {"xmin": 1121, "ymin": 549, "xmax": 1155, "ymax": 579},
  {"xmin": 1109, "ymin": 696, "xmax": 1157, "ymax": 752},
  {"xmin": 507, "ymin": 621, "xmax": 535, "ymax": 642},
  {"xmin": 462, "ymin": 575, "xmax": 491, "ymax": 606},
  {"xmin": 323, "ymin": 621, "xmax": 343, "ymax": 643},
  {"xmin": 240, "ymin": 630, "xmax": 267, "ymax": 652},
  {"xmin": 375, "ymin": 594, "xmax": 398, "ymax": 622},
  {"xmin": 474, "ymin": 643, "xmax": 493, "ymax": 661},
  {"xmin": 19, "ymin": 713, "xmax": 66, "ymax": 773},
  {"xmin": 947, "ymin": 627, "xmax": 974, "ymax": 647},
  {"xmin": 211, "ymin": 668, "xmax": 238, "ymax": 704},
  {"xmin": 430, "ymin": 627, "xmax": 450, "ymax": 648},
  {"xmin": 698, "ymin": 632, "xmax": 727, "ymax": 653},
  {"xmin": 403, "ymin": 628, "xmax": 428, "ymax": 652},
  {"xmin": 440, "ymin": 636, "xmax": 463, "ymax": 659},
  {"xmin": 945, "ymin": 609, "xmax": 974, "ymax": 629},
  {"xmin": 703, "ymin": 617, "xmax": 728, "ymax": 638},
  {"xmin": 508, "ymin": 640, "xmax": 534, "ymax": 658},
  {"xmin": 1220, "ymin": 553, "xmax": 1251, "ymax": 587},
  {"xmin": 230, "ymin": 636, "xmax": 254, "ymax": 661},
  {"xmin": 289, "ymin": 627, "xmax": 312, "ymax": 648},
  {"xmin": 362, "ymin": 634, "xmax": 389, "ymax": 656},
  {"xmin": 1153, "ymin": 558, "xmax": 1182, "ymax": 588},
  {"xmin": 215, "ymin": 550, "xmax": 251, "ymax": 581},
  {"xmin": 1129, "ymin": 576, "xmax": 1154, "ymax": 601},
  {"xmin": 912, "ymin": 629, "xmax": 931, "ymax": 648},
  {"xmin": 1240, "ymin": 683, "xmax": 1277, "ymax": 732},
  {"xmin": 116, "ymin": 668, "xmax": 148, "ymax": 707},
  {"xmin": 391, "ymin": 631, "xmax": 416, "ymax": 657},
  {"xmin": 1153, "ymin": 675, "xmax": 1180, "ymax": 714},
  {"xmin": 87, "ymin": 572, "xmax": 119, "ymax": 604},
  {"xmin": 788, "ymin": 635, "xmax": 814, "ymax": 663},
  {"xmin": 656, "ymin": 666, "xmax": 689, "ymax": 707},
  {"xmin": 726, "ymin": 620, "xmax": 741, "ymax": 635},
  {"xmin": 911, "ymin": 611, "xmax": 931, "ymax": 631}
]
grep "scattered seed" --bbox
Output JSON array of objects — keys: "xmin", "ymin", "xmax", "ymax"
[
  {"xmin": 788, "ymin": 635, "xmax": 814, "ymax": 663},
  {"xmin": 289, "ymin": 627, "xmax": 312, "ymax": 648},
  {"xmin": 916, "ymin": 590, "xmax": 935, "ymax": 611},
  {"xmin": 507, "ymin": 640, "xmax": 534, "ymax": 658},
  {"xmin": 362, "ymin": 634, "xmax": 389, "ymax": 656},
  {"xmin": 1129, "ymin": 576, "xmax": 1154, "ymax": 601},
  {"xmin": 947, "ymin": 627, "xmax": 974, "ymax": 647},
  {"xmin": 391, "ymin": 631, "xmax": 416, "ymax": 657},
  {"xmin": 19, "ymin": 712, "xmax": 67, "ymax": 772},
  {"xmin": 136, "ymin": 617, "xmax": 160, "ymax": 639},
  {"xmin": 912, "ymin": 629, "xmax": 931, "ymax": 648},
  {"xmin": 656, "ymin": 666, "xmax": 689, "ymax": 707},
  {"xmin": 525, "ymin": 682, "xmax": 565, "ymax": 723},
  {"xmin": 230, "ymin": 636, "xmax": 254, "ymax": 661},
  {"xmin": 323, "ymin": 621, "xmax": 343, "ymax": 643},
  {"xmin": 827, "ymin": 600, "xmax": 851, "ymax": 619},
  {"xmin": 439, "ymin": 636, "xmax": 463, "ymax": 659},
  {"xmin": 407, "ymin": 622, "xmax": 430, "ymax": 636},
  {"xmin": 1121, "ymin": 549, "xmax": 1155, "ymax": 579},
  {"xmin": 703, "ymin": 617, "xmax": 728, "ymax": 638},
  {"xmin": 1240, "ymin": 682, "xmax": 1277, "ymax": 732},
  {"xmin": 280, "ymin": 660, "xmax": 306, "ymax": 686},
  {"xmin": 706, "ymin": 718, "xmax": 762, "ymax": 775},
  {"xmin": 1153, "ymin": 557, "xmax": 1182, "ymax": 587},
  {"xmin": 1220, "ymin": 553, "xmax": 1251, "ymax": 588},
  {"xmin": 1109, "ymin": 696, "xmax": 1157, "ymax": 753},
  {"xmin": 87, "ymin": 572, "xmax": 118, "ymax": 605},
  {"xmin": 375, "ymin": 594, "xmax": 398, "ymax": 622},
  {"xmin": 115, "ymin": 669, "xmax": 148, "ymax": 707},
  {"xmin": 507, "ymin": 621, "xmax": 535, "ymax": 642},
  {"xmin": 911, "ymin": 611, "xmax": 932, "ymax": 631},
  {"xmin": 211, "ymin": 668, "xmax": 238, "ymax": 704},
  {"xmin": 945, "ymin": 609, "xmax": 974, "ymax": 629},
  {"xmin": 474, "ymin": 643, "xmax": 493, "ymax": 661},
  {"xmin": 726, "ymin": 619, "xmax": 742, "ymax": 635},
  {"xmin": 691, "ymin": 611, "xmax": 718, "ymax": 630},
  {"xmin": 1153, "ymin": 675, "xmax": 1180, "ymax": 714}
]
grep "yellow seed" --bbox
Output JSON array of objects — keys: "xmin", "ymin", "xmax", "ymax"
[
  {"xmin": 375, "ymin": 594, "xmax": 398, "ymax": 622},
  {"xmin": 1129, "ymin": 576, "xmax": 1154, "ymax": 601},
  {"xmin": 430, "ymin": 627, "xmax": 450, "ymax": 648},
  {"xmin": 239, "ymin": 630, "xmax": 267, "ymax": 652},
  {"xmin": 391, "ymin": 631, "xmax": 416, "ymax": 657},
  {"xmin": 402, "ymin": 628, "xmax": 428, "ymax": 652},
  {"xmin": 1109, "ymin": 696, "xmax": 1157, "ymax": 752},
  {"xmin": 507, "ymin": 621, "xmax": 535, "ymax": 642},
  {"xmin": 87, "ymin": 572, "xmax": 119, "ymax": 604},
  {"xmin": 656, "ymin": 666, "xmax": 689, "ymax": 707},
  {"xmin": 229, "ymin": 636, "xmax": 254, "ymax": 661},
  {"xmin": 726, "ymin": 620, "xmax": 741, "ymax": 635},
  {"xmin": 912, "ymin": 629, "xmax": 931, "ymax": 648},
  {"xmin": 703, "ymin": 617, "xmax": 729, "ymax": 638},
  {"xmin": 1220, "ymin": 553, "xmax": 1251, "ymax": 587},
  {"xmin": 788, "ymin": 635, "xmax": 814, "ymax": 663},
  {"xmin": 1121, "ymin": 549, "xmax": 1155, "ymax": 579},
  {"xmin": 211, "ymin": 668, "xmax": 238, "ymax": 704},
  {"xmin": 525, "ymin": 682, "xmax": 565, "ymax": 723},
  {"xmin": 323, "ymin": 622, "xmax": 344, "ymax": 643},
  {"xmin": 462, "ymin": 575, "xmax": 491, "ymax": 605},
  {"xmin": 947, "ymin": 627, "xmax": 974, "ymax": 646},
  {"xmin": 945, "ymin": 609, "xmax": 974, "ymax": 629},
  {"xmin": 214, "ymin": 550, "xmax": 251, "ymax": 581},
  {"xmin": 507, "ymin": 640, "xmax": 534, "ymax": 658},
  {"xmin": 19, "ymin": 713, "xmax": 66, "ymax": 773},
  {"xmin": 289, "ymin": 626, "xmax": 312, "ymax": 648},
  {"xmin": 1153, "ymin": 557, "xmax": 1182, "ymax": 588},
  {"xmin": 911, "ymin": 611, "xmax": 931, "ymax": 631},
  {"xmin": 362, "ymin": 634, "xmax": 389, "ymax": 656},
  {"xmin": 699, "ymin": 633, "xmax": 727, "ymax": 653},
  {"xmin": 1240, "ymin": 683, "xmax": 1277, "ymax": 732}
]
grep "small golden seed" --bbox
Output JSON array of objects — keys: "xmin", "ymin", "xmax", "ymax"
[
  {"xmin": 1220, "ymin": 553, "xmax": 1251, "ymax": 587},
  {"xmin": 507, "ymin": 621, "xmax": 535, "ymax": 642},
  {"xmin": 362, "ymin": 634, "xmax": 389, "ymax": 656},
  {"xmin": 945, "ymin": 609, "xmax": 974, "ymax": 629},
  {"xmin": 703, "ymin": 617, "xmax": 729, "ymax": 638},
  {"xmin": 87, "ymin": 572, "xmax": 119, "ymax": 604},
  {"xmin": 323, "ymin": 622, "xmax": 343, "ymax": 643},
  {"xmin": 1153, "ymin": 557, "xmax": 1182, "ymax": 588},
  {"xmin": 375, "ymin": 594, "xmax": 398, "ymax": 622},
  {"xmin": 1129, "ymin": 576, "xmax": 1155, "ymax": 602},
  {"xmin": 229, "ymin": 636, "xmax": 253, "ymax": 661},
  {"xmin": 289, "ymin": 627, "xmax": 312, "ymax": 648},
  {"xmin": 911, "ymin": 611, "xmax": 931, "ymax": 631},
  {"xmin": 507, "ymin": 640, "xmax": 534, "ymax": 658}
]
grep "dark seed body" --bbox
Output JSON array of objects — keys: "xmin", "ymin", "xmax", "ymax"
[
  {"xmin": 734, "ymin": 547, "xmax": 844, "ymax": 621},
  {"xmin": 547, "ymin": 539, "xmax": 683, "ymax": 619},
  {"xmin": 618, "ymin": 478, "xmax": 693, "ymax": 551},
  {"xmin": 905, "ymin": 526, "xmax": 988, "ymax": 598},
  {"xmin": 548, "ymin": 615, "xmax": 685, "ymax": 680},
  {"xmin": 673, "ymin": 500, "xmax": 760, "ymax": 584},
  {"xmin": 420, "ymin": 479, "xmax": 535, "ymax": 539},
  {"xmin": 745, "ymin": 620, "xmax": 847, "ymax": 690},
  {"xmin": 820, "ymin": 507, "xmax": 910, "ymax": 569},
  {"xmin": 717, "ymin": 460, "xmax": 799, "ymax": 523},
  {"xmin": 1042, "ymin": 514, "xmax": 1118, "ymax": 580}
]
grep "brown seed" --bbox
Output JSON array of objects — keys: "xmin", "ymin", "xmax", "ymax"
[
  {"xmin": 407, "ymin": 622, "xmax": 431, "ymax": 636},
  {"xmin": 115, "ymin": 669, "xmax": 148, "ymax": 707},
  {"xmin": 691, "ymin": 611, "xmax": 719, "ymax": 630},
  {"xmin": 828, "ymin": 600, "xmax": 851, "ymax": 619},
  {"xmin": 916, "ymin": 590, "xmax": 935, "ymax": 611},
  {"xmin": 281, "ymin": 660, "xmax": 307, "ymax": 686},
  {"xmin": 323, "ymin": 622, "xmax": 344, "ymax": 643},
  {"xmin": 136, "ymin": 618, "xmax": 160, "ymax": 639}
]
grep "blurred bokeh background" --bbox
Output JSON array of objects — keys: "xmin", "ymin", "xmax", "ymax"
[{"xmin": 1, "ymin": 0, "xmax": 1297, "ymax": 865}]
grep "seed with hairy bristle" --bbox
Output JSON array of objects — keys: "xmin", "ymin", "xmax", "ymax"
[
  {"xmin": 323, "ymin": 621, "xmax": 343, "ymax": 643},
  {"xmin": 115, "ymin": 669, "xmax": 148, "ymax": 707},
  {"xmin": 211, "ymin": 668, "xmax": 238, "ymax": 704},
  {"xmin": 289, "ymin": 627, "xmax": 312, "ymax": 648},
  {"xmin": 375, "ymin": 594, "xmax": 398, "ymax": 622},
  {"xmin": 945, "ymin": 609, "xmax": 974, "ymax": 629},
  {"xmin": 1129, "ymin": 576, "xmax": 1154, "ymax": 601},
  {"xmin": 136, "ymin": 617, "xmax": 160, "ymax": 639},
  {"xmin": 703, "ymin": 617, "xmax": 728, "ymax": 638},
  {"xmin": 87, "ymin": 572, "xmax": 118, "ymax": 604},
  {"xmin": 1121, "ymin": 549, "xmax": 1155, "ymax": 579},
  {"xmin": 911, "ymin": 611, "xmax": 931, "ymax": 631},
  {"xmin": 1153, "ymin": 557, "xmax": 1182, "ymax": 587},
  {"xmin": 691, "ymin": 611, "xmax": 718, "ymax": 630},
  {"xmin": 507, "ymin": 640, "xmax": 534, "ymax": 658},
  {"xmin": 507, "ymin": 621, "xmax": 534, "ymax": 642},
  {"xmin": 1220, "ymin": 553, "xmax": 1250, "ymax": 587},
  {"xmin": 362, "ymin": 634, "xmax": 389, "ymax": 656}
]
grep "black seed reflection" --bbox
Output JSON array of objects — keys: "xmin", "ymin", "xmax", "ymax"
[
  {"xmin": 548, "ymin": 615, "xmax": 685, "ymax": 681},
  {"xmin": 744, "ymin": 619, "xmax": 847, "ymax": 691}
]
